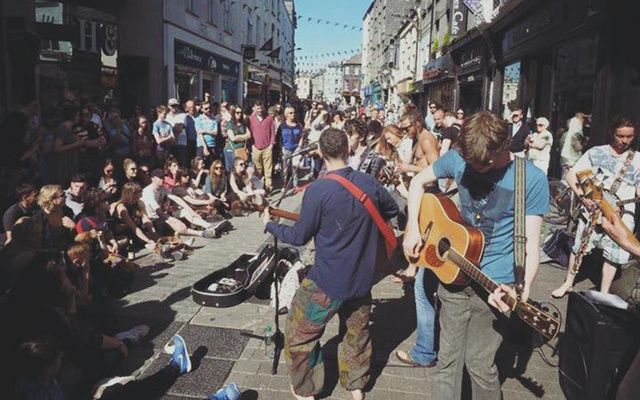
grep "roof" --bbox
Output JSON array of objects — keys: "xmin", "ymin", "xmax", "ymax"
[{"xmin": 343, "ymin": 52, "xmax": 362, "ymax": 65}]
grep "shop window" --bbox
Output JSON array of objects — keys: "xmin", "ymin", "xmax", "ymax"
[
  {"xmin": 39, "ymin": 39, "xmax": 73, "ymax": 62},
  {"xmin": 223, "ymin": 0, "xmax": 232, "ymax": 33},
  {"xmin": 501, "ymin": 61, "xmax": 521, "ymax": 119},
  {"xmin": 35, "ymin": 1, "xmax": 64, "ymax": 25}
]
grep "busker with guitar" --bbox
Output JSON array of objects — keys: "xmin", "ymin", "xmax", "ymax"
[
  {"xmin": 551, "ymin": 116, "xmax": 640, "ymax": 298},
  {"xmin": 261, "ymin": 128, "xmax": 398, "ymax": 400},
  {"xmin": 403, "ymin": 111, "xmax": 550, "ymax": 399}
]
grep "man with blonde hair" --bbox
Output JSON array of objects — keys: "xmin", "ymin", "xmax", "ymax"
[{"xmin": 403, "ymin": 111, "xmax": 549, "ymax": 399}]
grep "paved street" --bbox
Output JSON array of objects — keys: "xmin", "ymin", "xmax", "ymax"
[{"xmin": 109, "ymin": 191, "xmax": 591, "ymax": 400}]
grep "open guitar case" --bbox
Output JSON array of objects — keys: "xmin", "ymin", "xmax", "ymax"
[{"xmin": 191, "ymin": 245, "xmax": 277, "ymax": 307}]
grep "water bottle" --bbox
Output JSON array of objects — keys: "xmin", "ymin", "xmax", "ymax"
[
  {"xmin": 263, "ymin": 325, "xmax": 273, "ymax": 357},
  {"xmin": 127, "ymin": 239, "xmax": 135, "ymax": 261}
]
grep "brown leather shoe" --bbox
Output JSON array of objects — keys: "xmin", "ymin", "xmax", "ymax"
[{"xmin": 395, "ymin": 350, "xmax": 437, "ymax": 368}]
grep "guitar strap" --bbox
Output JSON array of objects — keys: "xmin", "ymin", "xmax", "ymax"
[
  {"xmin": 609, "ymin": 150, "xmax": 635, "ymax": 196},
  {"xmin": 514, "ymin": 157, "xmax": 526, "ymax": 294},
  {"xmin": 324, "ymin": 174, "xmax": 398, "ymax": 258}
]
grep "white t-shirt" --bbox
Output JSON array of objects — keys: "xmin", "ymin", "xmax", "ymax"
[
  {"xmin": 527, "ymin": 130, "xmax": 553, "ymax": 173},
  {"xmin": 166, "ymin": 112, "xmax": 188, "ymax": 146},
  {"xmin": 573, "ymin": 145, "xmax": 640, "ymax": 217},
  {"xmin": 141, "ymin": 184, "xmax": 168, "ymax": 220}
]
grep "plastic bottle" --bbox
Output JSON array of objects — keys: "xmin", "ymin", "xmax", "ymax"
[
  {"xmin": 263, "ymin": 325, "xmax": 273, "ymax": 357},
  {"xmin": 127, "ymin": 239, "xmax": 135, "ymax": 261}
]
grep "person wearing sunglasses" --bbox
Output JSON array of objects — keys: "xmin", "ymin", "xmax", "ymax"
[
  {"xmin": 223, "ymin": 105, "xmax": 252, "ymax": 172},
  {"xmin": 525, "ymin": 117, "xmax": 553, "ymax": 175},
  {"xmin": 403, "ymin": 111, "xmax": 549, "ymax": 400},
  {"xmin": 456, "ymin": 109, "xmax": 465, "ymax": 125},
  {"xmin": 508, "ymin": 108, "xmax": 531, "ymax": 156},
  {"xmin": 195, "ymin": 102, "xmax": 220, "ymax": 163},
  {"xmin": 396, "ymin": 111, "xmax": 439, "ymax": 182}
]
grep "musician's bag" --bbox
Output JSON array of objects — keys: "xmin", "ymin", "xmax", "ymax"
[
  {"xmin": 610, "ymin": 259, "xmax": 640, "ymax": 308},
  {"xmin": 542, "ymin": 229, "xmax": 575, "ymax": 269}
]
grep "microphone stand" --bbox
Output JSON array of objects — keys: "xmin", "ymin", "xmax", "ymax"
[{"xmin": 268, "ymin": 155, "xmax": 301, "ymax": 375}]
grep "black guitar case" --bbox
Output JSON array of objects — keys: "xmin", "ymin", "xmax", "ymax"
[{"xmin": 191, "ymin": 245, "xmax": 277, "ymax": 307}]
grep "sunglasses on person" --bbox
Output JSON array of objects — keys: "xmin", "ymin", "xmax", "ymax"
[
  {"xmin": 213, "ymin": 166, "xmax": 223, "ymax": 170},
  {"xmin": 238, "ymin": 162, "xmax": 246, "ymax": 167},
  {"xmin": 457, "ymin": 112, "xmax": 464, "ymax": 116},
  {"xmin": 536, "ymin": 123, "xmax": 545, "ymax": 127}
]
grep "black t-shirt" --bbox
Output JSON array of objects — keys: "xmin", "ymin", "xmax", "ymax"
[
  {"xmin": 2, "ymin": 203, "xmax": 35, "ymax": 233},
  {"xmin": 441, "ymin": 125, "xmax": 461, "ymax": 142},
  {"xmin": 367, "ymin": 120, "xmax": 383, "ymax": 138}
]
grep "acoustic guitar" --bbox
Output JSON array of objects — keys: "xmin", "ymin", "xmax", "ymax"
[
  {"xmin": 576, "ymin": 169, "xmax": 640, "ymax": 247},
  {"xmin": 411, "ymin": 193, "xmax": 560, "ymax": 341},
  {"xmin": 255, "ymin": 204, "xmax": 300, "ymax": 222}
]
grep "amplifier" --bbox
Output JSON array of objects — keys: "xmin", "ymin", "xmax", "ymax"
[{"xmin": 559, "ymin": 292, "xmax": 640, "ymax": 400}]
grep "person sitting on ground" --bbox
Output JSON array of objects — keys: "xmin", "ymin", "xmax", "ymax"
[
  {"xmin": 228, "ymin": 158, "xmax": 265, "ymax": 214},
  {"xmin": 76, "ymin": 187, "xmax": 119, "ymax": 253},
  {"xmin": 190, "ymin": 156, "xmax": 207, "ymax": 189},
  {"xmin": 163, "ymin": 157, "xmax": 179, "ymax": 190},
  {"xmin": 14, "ymin": 337, "xmax": 65, "ymax": 400},
  {"xmin": 98, "ymin": 159, "xmax": 119, "ymax": 203},
  {"xmin": 65, "ymin": 173, "xmax": 88, "ymax": 219},
  {"xmin": 203, "ymin": 159, "xmax": 231, "ymax": 217},
  {"xmin": 122, "ymin": 158, "xmax": 141, "ymax": 187},
  {"xmin": 31, "ymin": 185, "xmax": 76, "ymax": 251},
  {"xmin": 109, "ymin": 182, "xmax": 158, "ymax": 250},
  {"xmin": 3, "ymin": 183, "xmax": 39, "ymax": 244},
  {"xmin": 171, "ymin": 169, "xmax": 222, "ymax": 221},
  {"xmin": 141, "ymin": 169, "xmax": 219, "ymax": 238}
]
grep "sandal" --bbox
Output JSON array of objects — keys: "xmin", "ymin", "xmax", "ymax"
[{"xmin": 395, "ymin": 350, "xmax": 437, "ymax": 368}]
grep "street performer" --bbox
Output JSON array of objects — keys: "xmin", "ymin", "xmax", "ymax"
[
  {"xmin": 262, "ymin": 128, "xmax": 398, "ymax": 400},
  {"xmin": 403, "ymin": 111, "xmax": 549, "ymax": 399}
]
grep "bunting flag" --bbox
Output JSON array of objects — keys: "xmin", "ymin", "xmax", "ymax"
[
  {"xmin": 259, "ymin": 38, "xmax": 273, "ymax": 52},
  {"xmin": 267, "ymin": 46, "xmax": 281, "ymax": 59}
]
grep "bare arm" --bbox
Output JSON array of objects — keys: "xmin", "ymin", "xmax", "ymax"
[
  {"xmin": 522, "ymin": 215, "xmax": 543, "ymax": 302},
  {"xmin": 440, "ymin": 139, "xmax": 452, "ymax": 156},
  {"xmin": 402, "ymin": 165, "xmax": 438, "ymax": 259},
  {"xmin": 117, "ymin": 204, "xmax": 154, "ymax": 244}
]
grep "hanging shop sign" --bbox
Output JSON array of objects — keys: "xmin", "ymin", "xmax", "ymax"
[
  {"xmin": 175, "ymin": 41, "xmax": 240, "ymax": 78},
  {"xmin": 451, "ymin": 0, "xmax": 468, "ymax": 38}
]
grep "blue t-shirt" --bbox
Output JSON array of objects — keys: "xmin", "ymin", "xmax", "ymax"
[
  {"xmin": 196, "ymin": 114, "xmax": 219, "ymax": 148},
  {"xmin": 279, "ymin": 123, "xmax": 303, "ymax": 151},
  {"xmin": 152, "ymin": 120, "xmax": 173, "ymax": 142},
  {"xmin": 266, "ymin": 167, "xmax": 399, "ymax": 300},
  {"xmin": 432, "ymin": 151, "xmax": 550, "ymax": 284}
]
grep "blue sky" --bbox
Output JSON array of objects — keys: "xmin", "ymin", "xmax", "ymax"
[{"xmin": 294, "ymin": 0, "xmax": 370, "ymax": 72}]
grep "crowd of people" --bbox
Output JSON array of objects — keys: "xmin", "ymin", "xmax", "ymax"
[{"xmin": 1, "ymin": 85, "xmax": 637, "ymax": 400}]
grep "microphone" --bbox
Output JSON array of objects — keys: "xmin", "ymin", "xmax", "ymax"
[{"xmin": 288, "ymin": 141, "xmax": 319, "ymax": 158}]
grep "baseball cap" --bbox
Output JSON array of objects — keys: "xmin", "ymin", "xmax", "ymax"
[
  {"xmin": 150, "ymin": 169, "xmax": 165, "ymax": 179},
  {"xmin": 168, "ymin": 98, "xmax": 180, "ymax": 106}
]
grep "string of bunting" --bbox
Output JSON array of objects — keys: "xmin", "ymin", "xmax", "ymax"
[
  {"xmin": 294, "ymin": 49, "xmax": 360, "ymax": 61},
  {"xmin": 296, "ymin": 14, "xmax": 363, "ymax": 31}
]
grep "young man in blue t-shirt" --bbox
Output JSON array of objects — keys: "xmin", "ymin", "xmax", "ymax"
[
  {"xmin": 277, "ymin": 106, "xmax": 304, "ymax": 187},
  {"xmin": 403, "ymin": 111, "xmax": 549, "ymax": 399}
]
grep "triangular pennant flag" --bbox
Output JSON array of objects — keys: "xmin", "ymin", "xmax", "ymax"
[
  {"xmin": 259, "ymin": 38, "xmax": 273, "ymax": 52},
  {"xmin": 267, "ymin": 46, "xmax": 281, "ymax": 58}
]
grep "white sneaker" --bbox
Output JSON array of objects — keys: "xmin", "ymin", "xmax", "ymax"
[{"xmin": 115, "ymin": 324, "xmax": 150, "ymax": 344}]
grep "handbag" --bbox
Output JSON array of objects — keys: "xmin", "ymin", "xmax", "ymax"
[
  {"xmin": 234, "ymin": 145, "xmax": 249, "ymax": 161},
  {"xmin": 542, "ymin": 229, "xmax": 575, "ymax": 269}
]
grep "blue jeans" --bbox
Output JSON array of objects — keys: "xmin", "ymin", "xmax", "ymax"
[
  {"xmin": 410, "ymin": 268, "xmax": 438, "ymax": 365},
  {"xmin": 223, "ymin": 148, "xmax": 235, "ymax": 172}
]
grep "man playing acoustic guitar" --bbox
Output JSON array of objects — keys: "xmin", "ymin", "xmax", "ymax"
[
  {"xmin": 262, "ymin": 128, "xmax": 398, "ymax": 400},
  {"xmin": 552, "ymin": 116, "xmax": 639, "ymax": 298},
  {"xmin": 403, "ymin": 111, "xmax": 549, "ymax": 399}
]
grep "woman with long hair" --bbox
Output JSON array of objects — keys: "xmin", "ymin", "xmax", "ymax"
[
  {"xmin": 98, "ymin": 159, "xmax": 119, "ymax": 202},
  {"xmin": 223, "ymin": 105, "xmax": 251, "ymax": 172},
  {"xmin": 109, "ymin": 182, "xmax": 157, "ymax": 249},
  {"xmin": 163, "ymin": 157, "xmax": 179, "ymax": 190},
  {"xmin": 228, "ymin": 158, "xmax": 265, "ymax": 215},
  {"xmin": 204, "ymin": 159, "xmax": 228, "ymax": 204},
  {"xmin": 190, "ymin": 156, "xmax": 207, "ymax": 189}
]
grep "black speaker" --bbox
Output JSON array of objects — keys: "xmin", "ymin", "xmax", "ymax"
[{"xmin": 559, "ymin": 292, "xmax": 640, "ymax": 400}]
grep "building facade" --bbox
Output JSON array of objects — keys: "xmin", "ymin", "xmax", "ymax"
[
  {"xmin": 342, "ymin": 52, "xmax": 362, "ymax": 104},
  {"xmin": 295, "ymin": 73, "xmax": 311, "ymax": 100},
  {"xmin": 323, "ymin": 61, "xmax": 343, "ymax": 105}
]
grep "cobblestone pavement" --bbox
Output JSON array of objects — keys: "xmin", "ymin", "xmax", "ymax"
[{"xmin": 113, "ymin": 190, "xmax": 589, "ymax": 399}]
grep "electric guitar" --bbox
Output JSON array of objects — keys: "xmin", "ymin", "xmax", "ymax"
[{"xmin": 410, "ymin": 193, "xmax": 560, "ymax": 341}]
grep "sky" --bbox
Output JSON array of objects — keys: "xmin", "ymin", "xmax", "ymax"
[{"xmin": 294, "ymin": 0, "xmax": 371, "ymax": 73}]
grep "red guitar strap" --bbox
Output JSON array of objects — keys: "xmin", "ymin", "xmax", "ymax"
[{"xmin": 324, "ymin": 174, "xmax": 397, "ymax": 257}]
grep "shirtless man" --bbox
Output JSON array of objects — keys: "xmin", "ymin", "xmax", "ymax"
[{"xmin": 396, "ymin": 110, "xmax": 440, "ymax": 179}]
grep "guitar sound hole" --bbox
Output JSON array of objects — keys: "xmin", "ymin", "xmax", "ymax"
[{"xmin": 437, "ymin": 238, "xmax": 451, "ymax": 258}]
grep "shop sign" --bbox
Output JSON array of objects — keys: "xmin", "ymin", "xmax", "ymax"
[
  {"xmin": 504, "ymin": 2, "xmax": 560, "ymax": 51},
  {"xmin": 77, "ymin": 18, "xmax": 118, "ymax": 56},
  {"xmin": 451, "ymin": 0, "xmax": 467, "ymax": 37},
  {"xmin": 457, "ymin": 45, "xmax": 484, "ymax": 75},
  {"xmin": 175, "ymin": 41, "xmax": 240, "ymax": 78}
]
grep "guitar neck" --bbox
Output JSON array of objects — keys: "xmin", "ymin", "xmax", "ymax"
[
  {"xmin": 447, "ymin": 249, "xmax": 516, "ymax": 308},
  {"xmin": 255, "ymin": 205, "xmax": 300, "ymax": 222}
]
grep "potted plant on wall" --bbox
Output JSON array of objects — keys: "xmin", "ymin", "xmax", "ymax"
[{"xmin": 431, "ymin": 38, "xmax": 440, "ymax": 59}]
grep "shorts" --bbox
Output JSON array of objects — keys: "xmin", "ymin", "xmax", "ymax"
[{"xmin": 572, "ymin": 213, "xmax": 634, "ymax": 265}]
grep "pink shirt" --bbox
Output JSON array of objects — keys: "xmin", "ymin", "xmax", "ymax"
[{"xmin": 249, "ymin": 113, "xmax": 275, "ymax": 150}]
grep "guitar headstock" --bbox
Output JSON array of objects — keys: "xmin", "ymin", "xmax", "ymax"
[
  {"xmin": 576, "ymin": 169, "xmax": 604, "ymax": 202},
  {"xmin": 514, "ymin": 300, "xmax": 560, "ymax": 341}
]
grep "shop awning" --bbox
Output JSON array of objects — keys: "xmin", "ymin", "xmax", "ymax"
[{"xmin": 422, "ymin": 54, "xmax": 455, "ymax": 83}]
